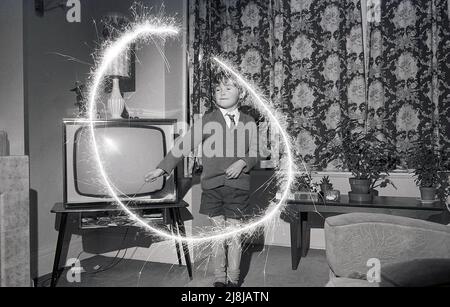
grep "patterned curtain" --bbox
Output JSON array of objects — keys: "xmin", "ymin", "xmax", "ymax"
[
  {"xmin": 189, "ymin": 0, "xmax": 275, "ymax": 117},
  {"xmin": 189, "ymin": 0, "xmax": 364, "ymax": 169},
  {"xmin": 189, "ymin": 0, "xmax": 449, "ymax": 169},
  {"xmin": 367, "ymin": 0, "xmax": 450, "ymax": 167}
]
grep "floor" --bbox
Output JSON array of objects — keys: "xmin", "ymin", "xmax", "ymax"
[{"xmin": 52, "ymin": 246, "xmax": 329, "ymax": 287}]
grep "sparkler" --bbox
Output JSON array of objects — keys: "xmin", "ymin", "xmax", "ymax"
[{"xmin": 86, "ymin": 15, "xmax": 309, "ymax": 244}]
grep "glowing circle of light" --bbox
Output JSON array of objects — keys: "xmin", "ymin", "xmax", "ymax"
[{"xmin": 87, "ymin": 21, "xmax": 295, "ymax": 244}]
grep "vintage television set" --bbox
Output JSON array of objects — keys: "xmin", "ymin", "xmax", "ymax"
[{"xmin": 63, "ymin": 119, "xmax": 178, "ymax": 206}]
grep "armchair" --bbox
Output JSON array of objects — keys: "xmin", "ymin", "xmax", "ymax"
[{"xmin": 324, "ymin": 213, "xmax": 450, "ymax": 287}]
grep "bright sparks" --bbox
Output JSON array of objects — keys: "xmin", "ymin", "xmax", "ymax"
[{"xmin": 87, "ymin": 17, "xmax": 300, "ymax": 244}]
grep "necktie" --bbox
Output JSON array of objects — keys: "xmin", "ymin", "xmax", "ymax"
[{"xmin": 226, "ymin": 113, "xmax": 236, "ymax": 128}]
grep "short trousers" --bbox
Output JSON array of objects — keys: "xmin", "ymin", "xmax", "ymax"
[{"xmin": 199, "ymin": 186, "xmax": 250, "ymax": 220}]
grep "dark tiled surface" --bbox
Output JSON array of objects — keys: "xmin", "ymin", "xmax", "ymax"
[{"xmin": 54, "ymin": 246, "xmax": 328, "ymax": 287}]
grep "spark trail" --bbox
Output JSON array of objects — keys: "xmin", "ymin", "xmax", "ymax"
[{"xmin": 86, "ymin": 12, "xmax": 319, "ymax": 247}]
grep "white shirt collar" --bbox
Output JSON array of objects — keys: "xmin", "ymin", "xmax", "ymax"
[
  {"xmin": 218, "ymin": 107, "xmax": 239, "ymax": 117},
  {"xmin": 218, "ymin": 107, "xmax": 240, "ymax": 128}
]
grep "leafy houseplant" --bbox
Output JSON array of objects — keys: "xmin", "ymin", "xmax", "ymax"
[
  {"xmin": 319, "ymin": 176, "xmax": 334, "ymax": 194},
  {"xmin": 408, "ymin": 138, "xmax": 447, "ymax": 201},
  {"xmin": 292, "ymin": 173, "xmax": 320, "ymax": 201},
  {"xmin": 296, "ymin": 173, "xmax": 315, "ymax": 193},
  {"xmin": 323, "ymin": 119, "xmax": 399, "ymax": 200}
]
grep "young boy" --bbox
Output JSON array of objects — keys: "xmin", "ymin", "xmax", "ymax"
[{"xmin": 145, "ymin": 74, "xmax": 260, "ymax": 287}]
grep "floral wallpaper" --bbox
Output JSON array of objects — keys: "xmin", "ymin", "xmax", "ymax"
[{"xmin": 189, "ymin": 0, "xmax": 450, "ymax": 170}]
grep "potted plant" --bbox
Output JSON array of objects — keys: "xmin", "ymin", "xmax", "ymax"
[
  {"xmin": 319, "ymin": 176, "xmax": 333, "ymax": 194},
  {"xmin": 322, "ymin": 119, "xmax": 399, "ymax": 201},
  {"xmin": 370, "ymin": 175, "xmax": 397, "ymax": 196},
  {"xmin": 296, "ymin": 173, "xmax": 315, "ymax": 192},
  {"xmin": 294, "ymin": 173, "xmax": 319, "ymax": 201},
  {"xmin": 437, "ymin": 171, "xmax": 450, "ymax": 209},
  {"xmin": 408, "ymin": 138, "xmax": 444, "ymax": 201},
  {"xmin": 368, "ymin": 150, "xmax": 399, "ymax": 196}
]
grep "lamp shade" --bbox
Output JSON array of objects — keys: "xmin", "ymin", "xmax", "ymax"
[{"xmin": 104, "ymin": 48, "xmax": 131, "ymax": 78}]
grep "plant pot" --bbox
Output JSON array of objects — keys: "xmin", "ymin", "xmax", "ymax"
[
  {"xmin": 371, "ymin": 189, "xmax": 379, "ymax": 197},
  {"xmin": 320, "ymin": 184, "xmax": 333, "ymax": 194},
  {"xmin": 349, "ymin": 192, "xmax": 373, "ymax": 203},
  {"xmin": 420, "ymin": 187, "xmax": 436, "ymax": 201},
  {"xmin": 349, "ymin": 178, "xmax": 371, "ymax": 194}
]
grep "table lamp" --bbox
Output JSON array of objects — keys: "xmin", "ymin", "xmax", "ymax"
[{"xmin": 104, "ymin": 48, "xmax": 130, "ymax": 119}]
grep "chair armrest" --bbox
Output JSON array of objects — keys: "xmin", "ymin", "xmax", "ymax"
[{"xmin": 325, "ymin": 213, "xmax": 450, "ymax": 278}]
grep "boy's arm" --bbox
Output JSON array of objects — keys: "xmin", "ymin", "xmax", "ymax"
[
  {"xmin": 157, "ymin": 119, "xmax": 203, "ymax": 175},
  {"xmin": 240, "ymin": 120, "xmax": 261, "ymax": 173}
]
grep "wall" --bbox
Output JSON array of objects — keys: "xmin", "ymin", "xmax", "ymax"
[
  {"xmin": 164, "ymin": 0, "xmax": 188, "ymax": 123},
  {"xmin": 23, "ymin": 0, "xmax": 187, "ymax": 277},
  {"xmin": 0, "ymin": 0, "xmax": 25, "ymax": 156}
]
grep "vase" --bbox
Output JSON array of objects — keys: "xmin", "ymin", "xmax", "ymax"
[{"xmin": 108, "ymin": 78, "xmax": 125, "ymax": 119}]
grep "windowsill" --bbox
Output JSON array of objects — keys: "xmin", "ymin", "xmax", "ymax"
[
  {"xmin": 256, "ymin": 168, "xmax": 415, "ymax": 179},
  {"xmin": 311, "ymin": 171, "xmax": 414, "ymax": 179}
]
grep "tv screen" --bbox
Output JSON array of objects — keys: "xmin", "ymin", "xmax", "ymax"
[
  {"xmin": 64, "ymin": 120, "xmax": 178, "ymax": 205},
  {"xmin": 75, "ymin": 125, "xmax": 166, "ymax": 197}
]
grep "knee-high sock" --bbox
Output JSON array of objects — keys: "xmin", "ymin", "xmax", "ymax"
[
  {"xmin": 211, "ymin": 216, "xmax": 227, "ymax": 283},
  {"xmin": 226, "ymin": 218, "xmax": 242, "ymax": 284}
]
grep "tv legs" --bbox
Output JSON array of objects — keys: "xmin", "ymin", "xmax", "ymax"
[
  {"xmin": 173, "ymin": 208, "xmax": 193, "ymax": 280},
  {"xmin": 168, "ymin": 208, "xmax": 183, "ymax": 266},
  {"xmin": 51, "ymin": 213, "xmax": 69, "ymax": 287}
]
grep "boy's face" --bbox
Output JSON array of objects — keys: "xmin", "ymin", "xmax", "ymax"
[{"xmin": 215, "ymin": 79, "xmax": 240, "ymax": 110}]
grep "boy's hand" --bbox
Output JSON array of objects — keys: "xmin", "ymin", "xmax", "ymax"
[
  {"xmin": 145, "ymin": 168, "xmax": 166, "ymax": 183},
  {"xmin": 225, "ymin": 160, "xmax": 247, "ymax": 179}
]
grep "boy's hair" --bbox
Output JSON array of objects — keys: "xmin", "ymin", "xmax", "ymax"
[{"xmin": 214, "ymin": 72, "xmax": 240, "ymax": 88}]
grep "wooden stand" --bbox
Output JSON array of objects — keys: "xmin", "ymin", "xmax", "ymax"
[{"xmin": 50, "ymin": 202, "xmax": 193, "ymax": 287}]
